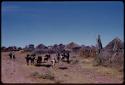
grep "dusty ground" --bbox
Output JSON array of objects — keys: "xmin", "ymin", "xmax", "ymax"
[{"xmin": 1, "ymin": 51, "xmax": 124, "ymax": 84}]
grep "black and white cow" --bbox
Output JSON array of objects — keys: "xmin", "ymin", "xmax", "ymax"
[
  {"xmin": 56, "ymin": 50, "xmax": 70, "ymax": 63},
  {"xmin": 44, "ymin": 54, "xmax": 51, "ymax": 62},
  {"xmin": 30, "ymin": 53, "xmax": 36, "ymax": 64}
]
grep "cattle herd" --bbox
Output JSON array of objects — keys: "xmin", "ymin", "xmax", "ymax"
[{"xmin": 8, "ymin": 49, "xmax": 70, "ymax": 67}]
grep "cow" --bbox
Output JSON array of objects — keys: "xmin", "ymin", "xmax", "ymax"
[
  {"xmin": 64, "ymin": 52, "xmax": 70, "ymax": 63},
  {"xmin": 61, "ymin": 50, "xmax": 70, "ymax": 63},
  {"xmin": 56, "ymin": 50, "xmax": 70, "ymax": 63},
  {"xmin": 9, "ymin": 52, "xmax": 13, "ymax": 59},
  {"xmin": 9, "ymin": 51, "xmax": 16, "ymax": 60},
  {"xmin": 51, "ymin": 57, "xmax": 56, "ymax": 68},
  {"xmin": 44, "ymin": 54, "xmax": 51, "ymax": 62},
  {"xmin": 37, "ymin": 56, "xmax": 42, "ymax": 64},
  {"xmin": 30, "ymin": 54, "xmax": 36, "ymax": 65}
]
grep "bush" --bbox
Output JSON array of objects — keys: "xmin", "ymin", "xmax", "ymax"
[
  {"xmin": 93, "ymin": 50, "xmax": 124, "ymax": 69},
  {"xmin": 31, "ymin": 71, "xmax": 55, "ymax": 80},
  {"xmin": 41, "ymin": 72, "xmax": 54, "ymax": 80},
  {"xmin": 32, "ymin": 71, "xmax": 39, "ymax": 77}
]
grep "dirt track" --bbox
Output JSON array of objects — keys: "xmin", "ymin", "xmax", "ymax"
[{"xmin": 1, "ymin": 51, "xmax": 123, "ymax": 84}]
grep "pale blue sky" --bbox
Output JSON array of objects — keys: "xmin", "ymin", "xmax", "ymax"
[{"xmin": 2, "ymin": 1, "xmax": 124, "ymax": 47}]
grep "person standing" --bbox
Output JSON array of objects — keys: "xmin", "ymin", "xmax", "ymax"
[{"xmin": 25, "ymin": 54, "xmax": 30, "ymax": 65}]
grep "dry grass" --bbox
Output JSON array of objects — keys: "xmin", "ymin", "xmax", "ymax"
[
  {"xmin": 95, "ymin": 66, "xmax": 122, "ymax": 76},
  {"xmin": 2, "ymin": 51, "xmax": 123, "ymax": 83}
]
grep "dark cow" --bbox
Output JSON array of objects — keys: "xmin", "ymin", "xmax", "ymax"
[
  {"xmin": 9, "ymin": 52, "xmax": 13, "ymax": 59},
  {"xmin": 63, "ymin": 52, "xmax": 70, "ymax": 63},
  {"xmin": 9, "ymin": 51, "xmax": 16, "ymax": 60},
  {"xmin": 37, "ymin": 56, "xmax": 42, "ymax": 64},
  {"xmin": 30, "ymin": 54, "xmax": 36, "ymax": 64},
  {"xmin": 44, "ymin": 54, "xmax": 51, "ymax": 62}
]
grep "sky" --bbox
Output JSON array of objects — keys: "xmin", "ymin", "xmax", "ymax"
[{"xmin": 2, "ymin": 1, "xmax": 124, "ymax": 48}]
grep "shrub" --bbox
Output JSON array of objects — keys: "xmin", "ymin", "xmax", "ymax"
[
  {"xmin": 41, "ymin": 72, "xmax": 54, "ymax": 80},
  {"xmin": 32, "ymin": 71, "xmax": 55, "ymax": 80},
  {"xmin": 32, "ymin": 71, "xmax": 39, "ymax": 77}
]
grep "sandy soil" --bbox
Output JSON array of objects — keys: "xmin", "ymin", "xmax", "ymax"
[{"xmin": 1, "ymin": 51, "xmax": 124, "ymax": 84}]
